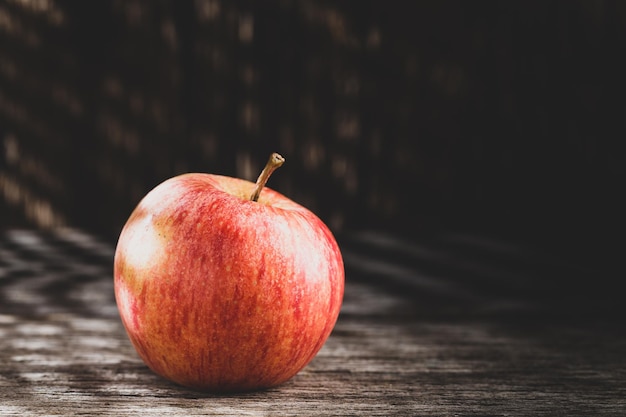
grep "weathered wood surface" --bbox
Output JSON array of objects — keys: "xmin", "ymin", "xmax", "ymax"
[{"xmin": 1, "ymin": 229, "xmax": 625, "ymax": 416}]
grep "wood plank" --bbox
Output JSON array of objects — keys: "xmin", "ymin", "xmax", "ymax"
[{"xmin": 1, "ymin": 229, "xmax": 625, "ymax": 416}]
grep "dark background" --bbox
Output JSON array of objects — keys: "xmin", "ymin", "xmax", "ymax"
[{"xmin": 1, "ymin": 1, "xmax": 624, "ymax": 268}]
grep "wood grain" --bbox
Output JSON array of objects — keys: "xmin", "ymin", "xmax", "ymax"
[{"xmin": 1, "ymin": 229, "xmax": 625, "ymax": 416}]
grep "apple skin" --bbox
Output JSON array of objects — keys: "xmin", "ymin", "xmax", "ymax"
[{"xmin": 113, "ymin": 173, "xmax": 344, "ymax": 392}]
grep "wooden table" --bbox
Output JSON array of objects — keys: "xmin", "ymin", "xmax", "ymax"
[{"xmin": 1, "ymin": 228, "xmax": 625, "ymax": 416}]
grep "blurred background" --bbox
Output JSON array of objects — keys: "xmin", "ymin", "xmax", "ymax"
[{"xmin": 1, "ymin": 0, "xmax": 624, "ymax": 267}]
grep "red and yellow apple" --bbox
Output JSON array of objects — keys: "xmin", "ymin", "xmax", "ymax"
[{"xmin": 113, "ymin": 153, "xmax": 344, "ymax": 392}]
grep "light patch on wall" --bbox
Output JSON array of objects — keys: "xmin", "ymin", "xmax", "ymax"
[
  {"xmin": 367, "ymin": 27, "xmax": 381, "ymax": 49},
  {"xmin": 0, "ymin": 172, "xmax": 67, "ymax": 228},
  {"xmin": 238, "ymin": 14, "xmax": 254, "ymax": 43},
  {"xmin": 331, "ymin": 155, "xmax": 357, "ymax": 194},
  {"xmin": 6, "ymin": 0, "xmax": 64, "ymax": 22},
  {"xmin": 236, "ymin": 151, "xmax": 256, "ymax": 181},
  {"xmin": 3, "ymin": 135, "xmax": 65, "ymax": 194},
  {"xmin": 336, "ymin": 112, "xmax": 360, "ymax": 141},
  {"xmin": 240, "ymin": 101, "xmax": 259, "ymax": 132},
  {"xmin": 50, "ymin": 82, "xmax": 83, "ymax": 117},
  {"xmin": 97, "ymin": 111, "xmax": 141, "ymax": 156},
  {"xmin": 161, "ymin": 19, "xmax": 178, "ymax": 51},
  {"xmin": 0, "ymin": 90, "xmax": 59, "ymax": 143},
  {"xmin": 196, "ymin": 0, "xmax": 221, "ymax": 22},
  {"xmin": 4, "ymin": 134, "xmax": 19, "ymax": 164},
  {"xmin": 302, "ymin": 141, "xmax": 325, "ymax": 171}
]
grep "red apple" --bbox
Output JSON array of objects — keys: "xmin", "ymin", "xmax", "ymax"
[{"xmin": 113, "ymin": 153, "xmax": 344, "ymax": 392}]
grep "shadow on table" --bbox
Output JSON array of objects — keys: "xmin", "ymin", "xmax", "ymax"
[
  {"xmin": 1, "ymin": 228, "xmax": 621, "ymax": 323},
  {"xmin": 0, "ymin": 229, "xmax": 117, "ymax": 319},
  {"xmin": 338, "ymin": 229, "xmax": 624, "ymax": 321}
]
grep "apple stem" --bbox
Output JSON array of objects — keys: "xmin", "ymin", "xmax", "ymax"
[{"xmin": 250, "ymin": 153, "xmax": 285, "ymax": 202}]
